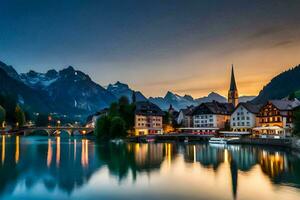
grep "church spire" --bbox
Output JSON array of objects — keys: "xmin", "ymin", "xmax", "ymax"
[
  {"xmin": 228, "ymin": 64, "xmax": 239, "ymax": 107},
  {"xmin": 230, "ymin": 64, "xmax": 237, "ymax": 91}
]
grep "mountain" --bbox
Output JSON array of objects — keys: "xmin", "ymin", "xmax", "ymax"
[
  {"xmin": 0, "ymin": 61, "xmax": 21, "ymax": 81},
  {"xmin": 45, "ymin": 66, "xmax": 117, "ymax": 114},
  {"xmin": 0, "ymin": 67, "xmax": 52, "ymax": 113},
  {"xmin": 21, "ymin": 66, "xmax": 117, "ymax": 115},
  {"xmin": 20, "ymin": 69, "xmax": 59, "ymax": 90},
  {"xmin": 196, "ymin": 92, "xmax": 227, "ymax": 104},
  {"xmin": 252, "ymin": 64, "xmax": 300, "ymax": 103},
  {"xmin": 0, "ymin": 62, "xmax": 118, "ymax": 118},
  {"xmin": 107, "ymin": 81, "xmax": 147, "ymax": 102},
  {"xmin": 149, "ymin": 91, "xmax": 228, "ymax": 111},
  {"xmin": 0, "ymin": 60, "xmax": 259, "ymax": 119},
  {"xmin": 239, "ymin": 96, "xmax": 256, "ymax": 103}
]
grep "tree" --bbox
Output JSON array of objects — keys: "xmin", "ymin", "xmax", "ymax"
[
  {"xmin": 293, "ymin": 107, "xmax": 300, "ymax": 137},
  {"xmin": 14, "ymin": 105, "xmax": 25, "ymax": 127},
  {"xmin": 0, "ymin": 93, "xmax": 17, "ymax": 123},
  {"xmin": 118, "ymin": 96, "xmax": 129, "ymax": 106},
  {"xmin": 0, "ymin": 105, "xmax": 5, "ymax": 127},
  {"xmin": 109, "ymin": 117, "xmax": 126, "ymax": 138},
  {"xmin": 95, "ymin": 115, "xmax": 111, "ymax": 140},
  {"xmin": 35, "ymin": 113, "xmax": 49, "ymax": 126}
]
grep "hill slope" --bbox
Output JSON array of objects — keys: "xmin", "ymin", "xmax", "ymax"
[{"xmin": 253, "ymin": 64, "xmax": 300, "ymax": 103}]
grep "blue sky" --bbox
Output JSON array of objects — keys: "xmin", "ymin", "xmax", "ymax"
[{"xmin": 1, "ymin": 0, "xmax": 300, "ymax": 97}]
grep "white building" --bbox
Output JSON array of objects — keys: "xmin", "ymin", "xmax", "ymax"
[
  {"xmin": 230, "ymin": 102, "xmax": 261, "ymax": 132},
  {"xmin": 190, "ymin": 101, "xmax": 234, "ymax": 134}
]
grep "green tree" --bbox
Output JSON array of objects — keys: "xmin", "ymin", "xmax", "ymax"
[
  {"xmin": 14, "ymin": 105, "xmax": 25, "ymax": 127},
  {"xmin": 35, "ymin": 113, "xmax": 49, "ymax": 126},
  {"xmin": 95, "ymin": 115, "xmax": 111, "ymax": 140},
  {"xmin": 0, "ymin": 93, "xmax": 17, "ymax": 123},
  {"xmin": 109, "ymin": 116, "xmax": 126, "ymax": 138},
  {"xmin": 293, "ymin": 107, "xmax": 300, "ymax": 137},
  {"xmin": 0, "ymin": 105, "xmax": 5, "ymax": 127},
  {"xmin": 118, "ymin": 96, "xmax": 129, "ymax": 106}
]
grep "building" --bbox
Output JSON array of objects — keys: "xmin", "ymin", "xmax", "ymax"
[
  {"xmin": 228, "ymin": 65, "xmax": 239, "ymax": 107},
  {"xmin": 85, "ymin": 108, "xmax": 109, "ymax": 128},
  {"xmin": 189, "ymin": 101, "xmax": 234, "ymax": 134},
  {"xmin": 177, "ymin": 106, "xmax": 195, "ymax": 127},
  {"xmin": 134, "ymin": 101, "xmax": 164, "ymax": 136},
  {"xmin": 167, "ymin": 104, "xmax": 179, "ymax": 125},
  {"xmin": 253, "ymin": 99, "xmax": 300, "ymax": 137},
  {"xmin": 230, "ymin": 102, "xmax": 261, "ymax": 132}
]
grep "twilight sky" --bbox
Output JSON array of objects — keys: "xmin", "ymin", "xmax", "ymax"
[{"xmin": 0, "ymin": 0, "xmax": 300, "ymax": 98}]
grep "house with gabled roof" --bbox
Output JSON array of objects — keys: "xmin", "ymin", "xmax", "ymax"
[
  {"xmin": 253, "ymin": 99, "xmax": 300, "ymax": 138},
  {"xmin": 188, "ymin": 101, "xmax": 234, "ymax": 134},
  {"xmin": 134, "ymin": 101, "xmax": 164, "ymax": 136},
  {"xmin": 230, "ymin": 102, "xmax": 262, "ymax": 132}
]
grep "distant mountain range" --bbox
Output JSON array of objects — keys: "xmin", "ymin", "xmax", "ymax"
[
  {"xmin": 148, "ymin": 91, "xmax": 255, "ymax": 111},
  {"xmin": 0, "ymin": 60, "xmax": 257, "ymax": 120}
]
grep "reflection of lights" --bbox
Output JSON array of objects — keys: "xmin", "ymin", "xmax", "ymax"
[
  {"xmin": 165, "ymin": 143, "xmax": 172, "ymax": 166},
  {"xmin": 2, "ymin": 136, "xmax": 5, "ymax": 164},
  {"xmin": 47, "ymin": 139, "xmax": 52, "ymax": 167},
  {"xmin": 82, "ymin": 130, "xmax": 86, "ymax": 135},
  {"xmin": 15, "ymin": 136, "xmax": 20, "ymax": 164},
  {"xmin": 81, "ymin": 139, "xmax": 89, "ymax": 167},
  {"xmin": 193, "ymin": 145, "xmax": 196, "ymax": 163},
  {"xmin": 224, "ymin": 149, "xmax": 228, "ymax": 163},
  {"xmin": 74, "ymin": 139, "xmax": 77, "ymax": 161},
  {"xmin": 56, "ymin": 137, "xmax": 60, "ymax": 167},
  {"xmin": 259, "ymin": 151, "xmax": 284, "ymax": 178}
]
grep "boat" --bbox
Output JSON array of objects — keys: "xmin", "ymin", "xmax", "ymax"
[
  {"xmin": 110, "ymin": 139, "xmax": 124, "ymax": 145},
  {"xmin": 209, "ymin": 137, "xmax": 228, "ymax": 144},
  {"xmin": 209, "ymin": 137, "xmax": 240, "ymax": 145},
  {"xmin": 184, "ymin": 137, "xmax": 189, "ymax": 143},
  {"xmin": 146, "ymin": 138, "xmax": 155, "ymax": 143}
]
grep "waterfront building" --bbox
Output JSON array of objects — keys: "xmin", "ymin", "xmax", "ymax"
[
  {"xmin": 253, "ymin": 99, "xmax": 300, "ymax": 137},
  {"xmin": 228, "ymin": 65, "xmax": 239, "ymax": 107},
  {"xmin": 230, "ymin": 102, "xmax": 262, "ymax": 132},
  {"xmin": 188, "ymin": 101, "xmax": 234, "ymax": 134},
  {"xmin": 177, "ymin": 106, "xmax": 195, "ymax": 127},
  {"xmin": 85, "ymin": 108, "xmax": 109, "ymax": 128},
  {"xmin": 134, "ymin": 101, "xmax": 164, "ymax": 136}
]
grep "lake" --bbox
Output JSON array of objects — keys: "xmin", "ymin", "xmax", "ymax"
[{"xmin": 0, "ymin": 135, "xmax": 300, "ymax": 200}]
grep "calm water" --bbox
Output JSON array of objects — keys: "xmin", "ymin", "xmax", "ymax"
[{"xmin": 1, "ymin": 135, "xmax": 300, "ymax": 200}]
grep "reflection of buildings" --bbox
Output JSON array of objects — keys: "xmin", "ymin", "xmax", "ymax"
[
  {"xmin": 133, "ymin": 143, "xmax": 164, "ymax": 170},
  {"xmin": 227, "ymin": 146, "xmax": 257, "ymax": 171},
  {"xmin": 184, "ymin": 144, "xmax": 225, "ymax": 170},
  {"xmin": 258, "ymin": 150, "xmax": 286, "ymax": 178},
  {"xmin": 0, "ymin": 136, "xmax": 100, "ymax": 196}
]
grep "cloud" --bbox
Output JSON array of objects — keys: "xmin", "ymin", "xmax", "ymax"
[
  {"xmin": 248, "ymin": 26, "xmax": 283, "ymax": 39},
  {"xmin": 271, "ymin": 40, "xmax": 293, "ymax": 48}
]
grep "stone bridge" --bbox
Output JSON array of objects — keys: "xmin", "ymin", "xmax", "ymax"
[{"xmin": 20, "ymin": 126, "xmax": 94, "ymax": 136}]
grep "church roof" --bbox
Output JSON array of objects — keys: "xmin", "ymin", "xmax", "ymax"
[
  {"xmin": 135, "ymin": 101, "xmax": 164, "ymax": 116},
  {"xmin": 192, "ymin": 101, "xmax": 234, "ymax": 115},
  {"xmin": 230, "ymin": 65, "xmax": 237, "ymax": 91}
]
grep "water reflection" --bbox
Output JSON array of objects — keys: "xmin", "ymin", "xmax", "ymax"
[{"xmin": 0, "ymin": 136, "xmax": 300, "ymax": 199}]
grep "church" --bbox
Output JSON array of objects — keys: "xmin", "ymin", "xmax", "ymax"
[{"xmin": 228, "ymin": 65, "xmax": 239, "ymax": 107}]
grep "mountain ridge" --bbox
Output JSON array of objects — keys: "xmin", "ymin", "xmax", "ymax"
[{"xmin": 0, "ymin": 60, "xmax": 258, "ymax": 118}]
